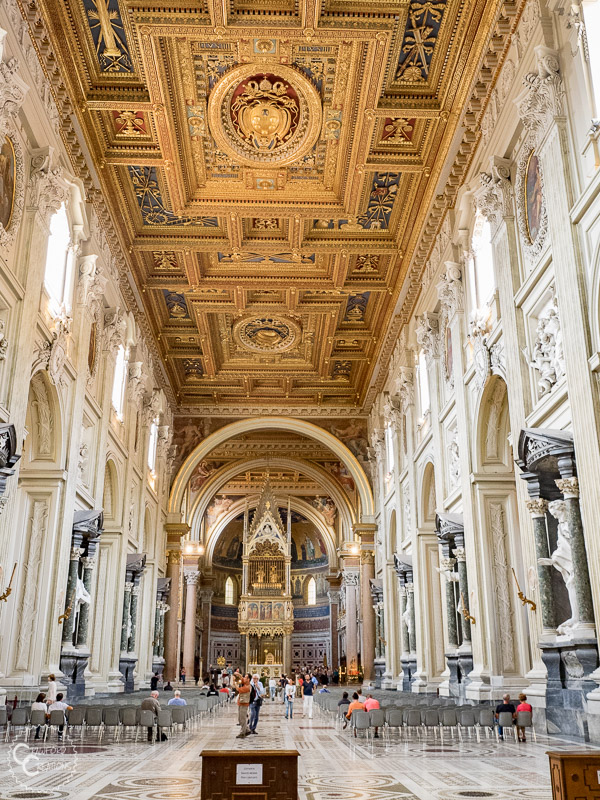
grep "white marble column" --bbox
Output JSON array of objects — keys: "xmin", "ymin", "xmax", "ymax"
[{"xmin": 183, "ymin": 570, "xmax": 199, "ymax": 680}]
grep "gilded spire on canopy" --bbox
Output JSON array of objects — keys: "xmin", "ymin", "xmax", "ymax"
[{"xmin": 249, "ymin": 476, "xmax": 285, "ymax": 538}]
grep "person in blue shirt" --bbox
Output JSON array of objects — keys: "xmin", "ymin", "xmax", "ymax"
[{"xmin": 167, "ymin": 690, "xmax": 187, "ymax": 706}]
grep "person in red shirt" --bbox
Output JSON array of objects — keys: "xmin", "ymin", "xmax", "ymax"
[
  {"xmin": 363, "ymin": 695, "xmax": 381, "ymax": 738},
  {"xmin": 515, "ymin": 693, "xmax": 533, "ymax": 742}
]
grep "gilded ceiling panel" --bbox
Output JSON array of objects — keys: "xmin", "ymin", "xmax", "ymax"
[{"xmin": 37, "ymin": 0, "xmax": 507, "ymax": 413}]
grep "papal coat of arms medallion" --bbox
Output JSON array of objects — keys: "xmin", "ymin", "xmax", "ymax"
[{"xmin": 208, "ymin": 64, "xmax": 322, "ymax": 168}]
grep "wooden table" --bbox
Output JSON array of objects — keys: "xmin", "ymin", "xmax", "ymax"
[
  {"xmin": 547, "ymin": 750, "xmax": 600, "ymax": 799},
  {"xmin": 200, "ymin": 749, "xmax": 299, "ymax": 800}
]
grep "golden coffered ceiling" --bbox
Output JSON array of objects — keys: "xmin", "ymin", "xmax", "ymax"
[{"xmin": 37, "ymin": 0, "xmax": 504, "ymax": 414}]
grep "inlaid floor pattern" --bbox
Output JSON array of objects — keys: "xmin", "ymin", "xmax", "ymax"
[{"xmin": 0, "ymin": 698, "xmax": 598, "ymax": 800}]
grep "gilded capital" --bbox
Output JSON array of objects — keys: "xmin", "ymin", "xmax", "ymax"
[
  {"xmin": 360, "ymin": 550, "xmax": 375, "ymax": 565},
  {"xmin": 526, "ymin": 498, "xmax": 548, "ymax": 518},
  {"xmin": 556, "ymin": 477, "xmax": 579, "ymax": 499}
]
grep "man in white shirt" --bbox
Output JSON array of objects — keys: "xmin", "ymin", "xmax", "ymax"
[
  {"xmin": 48, "ymin": 693, "xmax": 72, "ymax": 740},
  {"xmin": 268, "ymin": 676, "xmax": 277, "ymax": 701},
  {"xmin": 284, "ymin": 678, "xmax": 296, "ymax": 719}
]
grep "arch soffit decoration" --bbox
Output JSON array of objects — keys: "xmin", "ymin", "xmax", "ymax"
[
  {"xmin": 25, "ymin": 368, "xmax": 63, "ymax": 466},
  {"xmin": 419, "ymin": 460, "xmax": 436, "ymax": 527},
  {"xmin": 473, "ymin": 374, "xmax": 511, "ymax": 473},
  {"xmin": 387, "ymin": 508, "xmax": 397, "ymax": 561},
  {"xmin": 169, "ymin": 417, "xmax": 374, "ymax": 521},
  {"xmin": 188, "ymin": 456, "xmax": 355, "ymax": 536},
  {"xmin": 204, "ymin": 494, "xmax": 339, "ymax": 568}
]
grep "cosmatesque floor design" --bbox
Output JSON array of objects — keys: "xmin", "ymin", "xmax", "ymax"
[{"xmin": 0, "ymin": 698, "xmax": 599, "ymax": 800}]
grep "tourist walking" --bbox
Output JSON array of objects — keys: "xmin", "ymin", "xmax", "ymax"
[
  {"xmin": 269, "ymin": 675, "xmax": 277, "ymax": 701},
  {"xmin": 248, "ymin": 674, "xmax": 265, "ymax": 734},
  {"xmin": 285, "ymin": 677, "xmax": 296, "ymax": 719},
  {"xmin": 236, "ymin": 675, "xmax": 251, "ymax": 738},
  {"xmin": 180, "ymin": 666, "xmax": 186, "ymax": 684},
  {"xmin": 302, "ymin": 673, "xmax": 314, "ymax": 719}
]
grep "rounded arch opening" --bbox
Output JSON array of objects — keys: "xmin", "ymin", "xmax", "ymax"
[{"xmin": 169, "ymin": 417, "xmax": 374, "ymax": 522}]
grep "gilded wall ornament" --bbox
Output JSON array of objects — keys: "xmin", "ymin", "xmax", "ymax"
[
  {"xmin": 233, "ymin": 315, "xmax": 301, "ymax": 354},
  {"xmin": 208, "ymin": 64, "xmax": 322, "ymax": 168}
]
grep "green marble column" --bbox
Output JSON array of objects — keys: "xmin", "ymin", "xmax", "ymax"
[
  {"xmin": 128, "ymin": 584, "xmax": 140, "ymax": 653},
  {"xmin": 441, "ymin": 557, "xmax": 459, "ymax": 649},
  {"xmin": 62, "ymin": 545, "xmax": 83, "ymax": 645},
  {"xmin": 120, "ymin": 581, "xmax": 133, "ymax": 653},
  {"xmin": 526, "ymin": 498, "xmax": 556, "ymax": 634},
  {"xmin": 379, "ymin": 604, "xmax": 386, "ymax": 659},
  {"xmin": 453, "ymin": 548, "xmax": 471, "ymax": 644},
  {"xmin": 400, "ymin": 587, "xmax": 410, "ymax": 655},
  {"xmin": 153, "ymin": 603, "xmax": 160, "ymax": 657},
  {"xmin": 75, "ymin": 556, "xmax": 95, "ymax": 648},
  {"xmin": 556, "ymin": 477, "xmax": 595, "ymax": 627},
  {"xmin": 407, "ymin": 584, "xmax": 416, "ymax": 654},
  {"xmin": 158, "ymin": 603, "xmax": 167, "ymax": 658}
]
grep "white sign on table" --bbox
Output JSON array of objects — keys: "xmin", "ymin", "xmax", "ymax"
[{"xmin": 236, "ymin": 763, "xmax": 263, "ymax": 785}]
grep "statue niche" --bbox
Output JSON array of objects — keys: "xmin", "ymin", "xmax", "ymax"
[{"xmin": 250, "ymin": 540, "xmax": 284, "ymax": 592}]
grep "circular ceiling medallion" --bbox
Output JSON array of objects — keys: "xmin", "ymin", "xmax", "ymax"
[
  {"xmin": 233, "ymin": 315, "xmax": 301, "ymax": 353},
  {"xmin": 208, "ymin": 64, "xmax": 322, "ymax": 168}
]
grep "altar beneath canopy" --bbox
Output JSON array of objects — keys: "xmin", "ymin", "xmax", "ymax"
[{"xmin": 249, "ymin": 663, "xmax": 284, "ymax": 679}]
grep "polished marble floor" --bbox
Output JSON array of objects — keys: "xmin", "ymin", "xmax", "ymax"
[{"xmin": 0, "ymin": 696, "xmax": 598, "ymax": 800}]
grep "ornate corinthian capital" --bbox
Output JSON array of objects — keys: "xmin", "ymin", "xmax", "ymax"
[
  {"xmin": 415, "ymin": 312, "xmax": 440, "ymax": 362},
  {"xmin": 436, "ymin": 262, "xmax": 463, "ymax": 320},
  {"xmin": 516, "ymin": 46, "xmax": 565, "ymax": 144},
  {"xmin": 0, "ymin": 40, "xmax": 28, "ymax": 137},
  {"xmin": 526, "ymin": 498, "xmax": 548, "ymax": 518},
  {"xmin": 477, "ymin": 158, "xmax": 513, "ymax": 227}
]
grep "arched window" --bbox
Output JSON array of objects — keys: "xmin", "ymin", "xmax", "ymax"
[
  {"xmin": 111, "ymin": 345, "xmax": 127, "ymax": 419},
  {"xmin": 307, "ymin": 576, "xmax": 316, "ymax": 606},
  {"xmin": 147, "ymin": 419, "xmax": 158, "ymax": 472},
  {"xmin": 44, "ymin": 203, "xmax": 74, "ymax": 315},
  {"xmin": 469, "ymin": 209, "xmax": 495, "ymax": 313},
  {"xmin": 225, "ymin": 576, "xmax": 234, "ymax": 605},
  {"xmin": 418, "ymin": 350, "xmax": 430, "ymax": 415}
]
